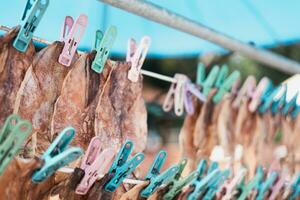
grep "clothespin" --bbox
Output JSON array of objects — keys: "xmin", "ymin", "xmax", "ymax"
[
  {"xmin": 237, "ymin": 166, "xmax": 264, "ymax": 200},
  {"xmin": 291, "ymin": 103, "xmax": 300, "ymax": 119},
  {"xmin": 184, "ymin": 81, "xmax": 207, "ymax": 114},
  {"xmin": 13, "ymin": 0, "xmax": 49, "ymax": 52},
  {"xmin": 197, "ymin": 64, "xmax": 220, "ymax": 96},
  {"xmin": 248, "ymin": 77, "xmax": 271, "ymax": 112},
  {"xmin": 222, "ymin": 168, "xmax": 247, "ymax": 200},
  {"xmin": 188, "ymin": 169, "xmax": 220, "ymax": 200},
  {"xmin": 60, "ymin": 16, "xmax": 74, "ymax": 42},
  {"xmin": 31, "ymin": 127, "xmax": 83, "ymax": 183},
  {"xmin": 271, "ymin": 84, "xmax": 287, "ymax": 114},
  {"xmin": 232, "ymin": 76, "xmax": 256, "ymax": 108},
  {"xmin": 163, "ymin": 170, "xmax": 199, "ymax": 200},
  {"xmin": 140, "ymin": 151, "xmax": 179, "ymax": 197},
  {"xmin": 75, "ymin": 137, "xmax": 115, "ymax": 195},
  {"xmin": 214, "ymin": 65, "xmax": 229, "ymax": 88},
  {"xmin": 282, "ymin": 92, "xmax": 298, "ymax": 116},
  {"xmin": 258, "ymin": 85, "xmax": 280, "ymax": 114},
  {"xmin": 269, "ymin": 171, "xmax": 287, "ymax": 200},
  {"xmin": 163, "ymin": 74, "xmax": 189, "ymax": 116},
  {"xmin": 256, "ymin": 171, "xmax": 278, "ymax": 200},
  {"xmin": 0, "ymin": 114, "xmax": 32, "ymax": 175},
  {"xmin": 94, "ymin": 30, "xmax": 103, "ymax": 50},
  {"xmin": 289, "ymin": 173, "xmax": 300, "ymax": 200},
  {"xmin": 127, "ymin": 36, "xmax": 151, "ymax": 82},
  {"xmin": 213, "ymin": 69, "xmax": 241, "ymax": 103},
  {"xmin": 58, "ymin": 14, "xmax": 88, "ymax": 66},
  {"xmin": 207, "ymin": 161, "xmax": 219, "ymax": 174},
  {"xmin": 202, "ymin": 169, "xmax": 231, "ymax": 200},
  {"xmin": 92, "ymin": 26, "xmax": 117, "ymax": 73},
  {"xmin": 104, "ymin": 140, "xmax": 144, "ymax": 192}
]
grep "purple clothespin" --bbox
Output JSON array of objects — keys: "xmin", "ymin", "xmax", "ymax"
[
  {"xmin": 60, "ymin": 16, "xmax": 74, "ymax": 42},
  {"xmin": 59, "ymin": 14, "xmax": 88, "ymax": 67},
  {"xmin": 75, "ymin": 137, "xmax": 115, "ymax": 195},
  {"xmin": 184, "ymin": 81, "xmax": 206, "ymax": 115}
]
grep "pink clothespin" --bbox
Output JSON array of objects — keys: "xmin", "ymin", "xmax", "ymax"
[
  {"xmin": 184, "ymin": 81, "xmax": 207, "ymax": 115},
  {"xmin": 232, "ymin": 76, "xmax": 256, "ymax": 108},
  {"xmin": 248, "ymin": 77, "xmax": 270, "ymax": 112},
  {"xmin": 222, "ymin": 168, "xmax": 247, "ymax": 200},
  {"xmin": 60, "ymin": 16, "xmax": 74, "ymax": 42},
  {"xmin": 75, "ymin": 137, "xmax": 115, "ymax": 195},
  {"xmin": 163, "ymin": 74, "xmax": 188, "ymax": 116},
  {"xmin": 59, "ymin": 14, "xmax": 88, "ymax": 67},
  {"xmin": 127, "ymin": 36, "xmax": 151, "ymax": 82}
]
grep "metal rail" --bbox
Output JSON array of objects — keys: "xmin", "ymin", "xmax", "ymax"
[{"xmin": 98, "ymin": 0, "xmax": 300, "ymax": 74}]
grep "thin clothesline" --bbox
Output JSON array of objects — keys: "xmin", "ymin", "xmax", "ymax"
[{"xmin": 0, "ymin": 25, "xmax": 176, "ymax": 83}]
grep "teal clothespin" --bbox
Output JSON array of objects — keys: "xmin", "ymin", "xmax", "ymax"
[
  {"xmin": 289, "ymin": 173, "xmax": 300, "ymax": 200},
  {"xmin": 104, "ymin": 140, "xmax": 144, "ymax": 192},
  {"xmin": 213, "ymin": 70, "xmax": 241, "ymax": 104},
  {"xmin": 237, "ymin": 166, "xmax": 264, "ymax": 200},
  {"xmin": 91, "ymin": 26, "xmax": 117, "ymax": 73},
  {"xmin": 196, "ymin": 159, "xmax": 208, "ymax": 178},
  {"xmin": 94, "ymin": 30, "xmax": 103, "ymax": 50},
  {"xmin": 215, "ymin": 65, "xmax": 229, "ymax": 88},
  {"xmin": 188, "ymin": 169, "xmax": 220, "ymax": 200},
  {"xmin": 258, "ymin": 83, "xmax": 279, "ymax": 114},
  {"xmin": 207, "ymin": 161, "xmax": 219, "ymax": 174},
  {"xmin": 140, "ymin": 164, "xmax": 179, "ymax": 197},
  {"xmin": 0, "ymin": 114, "xmax": 32, "ymax": 175},
  {"xmin": 291, "ymin": 103, "xmax": 300, "ymax": 119},
  {"xmin": 32, "ymin": 127, "xmax": 83, "ymax": 183},
  {"xmin": 196, "ymin": 64, "xmax": 220, "ymax": 96},
  {"xmin": 163, "ymin": 170, "xmax": 199, "ymax": 200},
  {"xmin": 271, "ymin": 85, "xmax": 287, "ymax": 114},
  {"xmin": 140, "ymin": 150, "xmax": 178, "ymax": 197},
  {"xmin": 256, "ymin": 171, "xmax": 278, "ymax": 200},
  {"xmin": 13, "ymin": 0, "xmax": 49, "ymax": 52},
  {"xmin": 282, "ymin": 92, "xmax": 298, "ymax": 116},
  {"xmin": 202, "ymin": 169, "xmax": 231, "ymax": 200}
]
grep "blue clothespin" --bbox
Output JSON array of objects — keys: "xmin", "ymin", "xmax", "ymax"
[
  {"xmin": 291, "ymin": 103, "xmax": 300, "ymax": 119},
  {"xmin": 237, "ymin": 166, "xmax": 264, "ymax": 200},
  {"xmin": 91, "ymin": 26, "xmax": 117, "ymax": 73},
  {"xmin": 258, "ymin": 83, "xmax": 280, "ymax": 114},
  {"xmin": 0, "ymin": 114, "xmax": 32, "ymax": 175},
  {"xmin": 289, "ymin": 173, "xmax": 300, "ymax": 200},
  {"xmin": 13, "ymin": 0, "xmax": 49, "ymax": 52},
  {"xmin": 31, "ymin": 127, "xmax": 83, "ymax": 183},
  {"xmin": 256, "ymin": 171, "xmax": 278, "ymax": 200},
  {"xmin": 207, "ymin": 161, "xmax": 219, "ymax": 174},
  {"xmin": 271, "ymin": 85, "xmax": 287, "ymax": 114},
  {"xmin": 282, "ymin": 92, "xmax": 298, "ymax": 116},
  {"xmin": 104, "ymin": 140, "xmax": 144, "ymax": 192},
  {"xmin": 202, "ymin": 169, "xmax": 231, "ymax": 200}
]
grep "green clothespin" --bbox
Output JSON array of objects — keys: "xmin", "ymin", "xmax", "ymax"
[
  {"xmin": 256, "ymin": 171, "xmax": 278, "ymax": 200},
  {"xmin": 13, "ymin": 0, "xmax": 49, "ymax": 52},
  {"xmin": 91, "ymin": 26, "xmax": 117, "ymax": 73},
  {"xmin": 196, "ymin": 64, "xmax": 220, "ymax": 96},
  {"xmin": 94, "ymin": 30, "xmax": 103, "ymax": 50},
  {"xmin": 202, "ymin": 169, "xmax": 231, "ymax": 200},
  {"xmin": 271, "ymin": 84, "xmax": 287, "ymax": 114},
  {"xmin": 0, "ymin": 114, "xmax": 32, "ymax": 174},
  {"xmin": 163, "ymin": 170, "xmax": 199, "ymax": 200},
  {"xmin": 238, "ymin": 166, "xmax": 264, "ymax": 200},
  {"xmin": 213, "ymin": 70, "xmax": 241, "ymax": 103},
  {"xmin": 282, "ymin": 92, "xmax": 298, "ymax": 116}
]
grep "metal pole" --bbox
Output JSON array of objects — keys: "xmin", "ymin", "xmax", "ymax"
[{"xmin": 98, "ymin": 0, "xmax": 300, "ymax": 74}]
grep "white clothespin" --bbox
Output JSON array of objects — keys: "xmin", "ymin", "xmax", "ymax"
[
  {"xmin": 127, "ymin": 36, "xmax": 151, "ymax": 82},
  {"xmin": 163, "ymin": 74, "xmax": 188, "ymax": 116}
]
